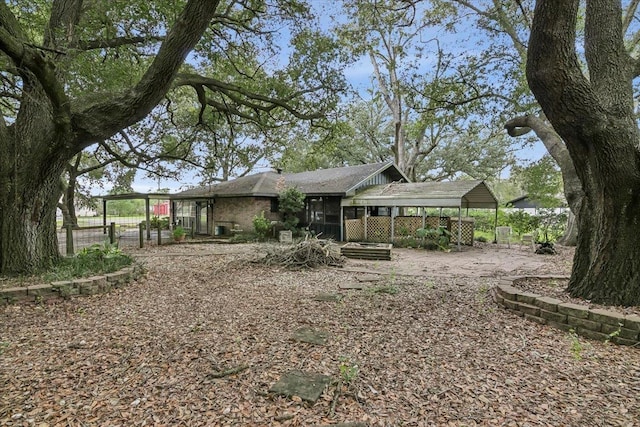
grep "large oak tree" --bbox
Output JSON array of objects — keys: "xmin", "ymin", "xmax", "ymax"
[
  {"xmin": 527, "ymin": 0, "xmax": 640, "ymax": 306},
  {"xmin": 0, "ymin": 0, "xmax": 341, "ymax": 275}
]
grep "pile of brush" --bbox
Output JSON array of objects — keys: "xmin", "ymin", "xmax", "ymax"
[{"xmin": 260, "ymin": 236, "xmax": 345, "ymax": 269}]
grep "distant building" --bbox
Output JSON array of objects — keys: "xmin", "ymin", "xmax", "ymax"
[
  {"xmin": 505, "ymin": 195, "xmax": 566, "ymax": 214},
  {"xmin": 152, "ymin": 201, "xmax": 170, "ymax": 216}
]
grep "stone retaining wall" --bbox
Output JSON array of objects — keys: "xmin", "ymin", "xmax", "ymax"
[
  {"xmin": 0, "ymin": 265, "xmax": 144, "ymax": 304},
  {"xmin": 493, "ymin": 278, "xmax": 640, "ymax": 347}
]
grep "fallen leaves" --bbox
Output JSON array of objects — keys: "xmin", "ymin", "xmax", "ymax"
[{"xmin": 0, "ymin": 243, "xmax": 638, "ymax": 426}]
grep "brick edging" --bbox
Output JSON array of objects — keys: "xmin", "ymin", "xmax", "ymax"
[
  {"xmin": 0, "ymin": 264, "xmax": 145, "ymax": 305},
  {"xmin": 493, "ymin": 278, "xmax": 640, "ymax": 347}
]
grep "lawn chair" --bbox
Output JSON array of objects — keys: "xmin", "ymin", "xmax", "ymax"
[
  {"xmin": 495, "ymin": 226, "xmax": 512, "ymax": 248},
  {"xmin": 521, "ymin": 233, "xmax": 536, "ymax": 251}
]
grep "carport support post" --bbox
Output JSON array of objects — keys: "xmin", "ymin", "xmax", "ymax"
[
  {"xmin": 457, "ymin": 207, "xmax": 462, "ymax": 252},
  {"xmin": 145, "ymin": 198, "xmax": 151, "ymax": 240},
  {"xmin": 109, "ymin": 222, "xmax": 116, "ymax": 244},
  {"xmin": 494, "ymin": 208, "xmax": 498, "ymax": 243},
  {"xmin": 364, "ymin": 207, "xmax": 368, "ymax": 240}
]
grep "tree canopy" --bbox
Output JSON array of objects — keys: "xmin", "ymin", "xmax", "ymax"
[{"xmin": 0, "ymin": 0, "xmax": 344, "ymax": 274}]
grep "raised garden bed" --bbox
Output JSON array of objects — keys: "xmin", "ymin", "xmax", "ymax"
[{"xmin": 341, "ymin": 242, "xmax": 392, "ymax": 260}]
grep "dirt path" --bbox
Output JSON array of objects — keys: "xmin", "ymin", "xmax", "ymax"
[{"xmin": 343, "ymin": 243, "xmax": 574, "ymax": 278}]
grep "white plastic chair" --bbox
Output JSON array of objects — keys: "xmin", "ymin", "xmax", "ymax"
[
  {"xmin": 495, "ymin": 226, "xmax": 512, "ymax": 248},
  {"xmin": 521, "ymin": 233, "xmax": 535, "ymax": 250}
]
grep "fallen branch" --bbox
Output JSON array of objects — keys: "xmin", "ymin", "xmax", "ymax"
[
  {"xmin": 274, "ymin": 414, "xmax": 295, "ymax": 422},
  {"xmin": 329, "ymin": 379, "xmax": 343, "ymax": 417},
  {"xmin": 206, "ymin": 364, "xmax": 249, "ymax": 379},
  {"xmin": 259, "ymin": 236, "xmax": 345, "ymax": 269}
]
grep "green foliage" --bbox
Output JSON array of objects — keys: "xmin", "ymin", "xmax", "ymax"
[
  {"xmin": 511, "ymin": 155, "xmax": 564, "ymax": 208},
  {"xmin": 475, "ymin": 235, "xmax": 488, "ymax": 243},
  {"xmin": 228, "ymin": 232, "xmax": 258, "ymax": 243},
  {"xmin": 470, "ymin": 209, "xmax": 508, "ymax": 233},
  {"xmin": 506, "ymin": 210, "xmax": 540, "ymax": 237},
  {"xmin": 106, "ymin": 199, "xmax": 145, "ymax": 216},
  {"xmin": 150, "ymin": 216, "xmax": 170, "ymax": 230},
  {"xmin": 416, "ymin": 226, "xmax": 451, "ymax": 251},
  {"xmin": 536, "ymin": 209, "xmax": 568, "ymax": 243},
  {"xmin": 45, "ymin": 242, "xmax": 133, "ymax": 282},
  {"xmin": 278, "ymin": 187, "xmax": 306, "ymax": 231},
  {"xmin": 252, "ymin": 211, "xmax": 272, "ymax": 240},
  {"xmin": 568, "ymin": 329, "xmax": 584, "ymax": 360},
  {"xmin": 339, "ymin": 356, "xmax": 359, "ymax": 384},
  {"xmin": 172, "ymin": 226, "xmax": 186, "ymax": 239},
  {"xmin": 393, "ymin": 236, "xmax": 419, "ymax": 248}
]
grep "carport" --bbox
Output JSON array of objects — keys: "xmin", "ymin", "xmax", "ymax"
[{"xmin": 340, "ymin": 180, "xmax": 499, "ymax": 251}]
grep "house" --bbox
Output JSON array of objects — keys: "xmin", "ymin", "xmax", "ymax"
[
  {"xmin": 170, "ymin": 162, "xmax": 408, "ymax": 238},
  {"xmin": 506, "ymin": 195, "xmax": 566, "ymax": 215},
  {"xmin": 171, "ymin": 162, "xmax": 499, "ymax": 248}
]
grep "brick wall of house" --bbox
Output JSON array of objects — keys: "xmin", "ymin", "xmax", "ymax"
[{"xmin": 212, "ymin": 197, "xmax": 280, "ymax": 233}]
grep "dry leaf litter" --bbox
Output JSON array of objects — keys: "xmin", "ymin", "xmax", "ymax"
[{"xmin": 1, "ymin": 243, "xmax": 638, "ymax": 426}]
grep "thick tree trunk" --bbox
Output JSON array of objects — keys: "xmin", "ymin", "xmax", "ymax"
[
  {"xmin": 568, "ymin": 169, "xmax": 640, "ymax": 305},
  {"xmin": 527, "ymin": 0, "xmax": 640, "ymax": 305},
  {"xmin": 556, "ymin": 210, "xmax": 577, "ymax": 246},
  {"xmin": 60, "ymin": 175, "xmax": 79, "ymax": 229},
  {"xmin": 0, "ymin": 159, "xmax": 65, "ymax": 275}
]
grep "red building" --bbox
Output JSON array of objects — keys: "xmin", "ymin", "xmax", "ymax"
[{"xmin": 152, "ymin": 201, "xmax": 170, "ymax": 216}]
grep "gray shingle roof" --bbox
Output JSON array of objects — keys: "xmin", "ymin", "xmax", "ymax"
[
  {"xmin": 342, "ymin": 180, "xmax": 498, "ymax": 209},
  {"xmin": 172, "ymin": 162, "xmax": 407, "ymax": 198}
]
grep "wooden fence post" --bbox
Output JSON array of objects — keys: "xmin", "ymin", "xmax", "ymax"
[
  {"xmin": 109, "ymin": 222, "xmax": 116, "ymax": 244},
  {"xmin": 157, "ymin": 227, "xmax": 162, "ymax": 246},
  {"xmin": 139, "ymin": 223, "xmax": 144, "ymax": 248},
  {"xmin": 65, "ymin": 225, "xmax": 74, "ymax": 256}
]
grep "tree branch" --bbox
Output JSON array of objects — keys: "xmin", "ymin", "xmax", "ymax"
[
  {"xmin": 0, "ymin": 5, "xmax": 71, "ymax": 125},
  {"xmin": 71, "ymin": 0, "xmax": 221, "ymax": 149},
  {"xmin": 584, "ymin": 0, "xmax": 633, "ymax": 101},
  {"xmin": 75, "ymin": 36, "xmax": 165, "ymax": 51},
  {"xmin": 176, "ymin": 73, "xmax": 325, "ymax": 120},
  {"xmin": 526, "ymin": 0, "xmax": 598, "ymax": 130}
]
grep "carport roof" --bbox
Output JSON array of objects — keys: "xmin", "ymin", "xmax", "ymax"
[{"xmin": 341, "ymin": 180, "xmax": 498, "ymax": 209}]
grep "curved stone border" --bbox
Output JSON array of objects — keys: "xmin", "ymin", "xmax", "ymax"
[
  {"xmin": 493, "ymin": 277, "xmax": 640, "ymax": 347},
  {"xmin": 0, "ymin": 264, "xmax": 145, "ymax": 305}
]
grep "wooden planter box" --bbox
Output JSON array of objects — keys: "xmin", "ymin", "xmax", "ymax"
[{"xmin": 341, "ymin": 242, "xmax": 392, "ymax": 261}]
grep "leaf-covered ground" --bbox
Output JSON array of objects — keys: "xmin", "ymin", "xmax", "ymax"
[{"xmin": 1, "ymin": 243, "xmax": 639, "ymax": 426}]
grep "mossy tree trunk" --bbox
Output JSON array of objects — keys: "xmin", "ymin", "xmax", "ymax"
[
  {"xmin": 527, "ymin": 0, "xmax": 640, "ymax": 305},
  {"xmin": 0, "ymin": 0, "xmax": 219, "ymax": 274}
]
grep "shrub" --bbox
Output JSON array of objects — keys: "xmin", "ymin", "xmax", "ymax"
[
  {"xmin": 150, "ymin": 216, "xmax": 170, "ymax": 230},
  {"xmin": 172, "ymin": 226, "xmax": 186, "ymax": 239},
  {"xmin": 253, "ymin": 211, "xmax": 272, "ymax": 240},
  {"xmin": 536, "ymin": 209, "xmax": 568, "ymax": 243},
  {"xmin": 506, "ymin": 210, "xmax": 540, "ymax": 236},
  {"xmin": 278, "ymin": 187, "xmax": 305, "ymax": 232},
  {"xmin": 416, "ymin": 226, "xmax": 451, "ymax": 251},
  {"xmin": 45, "ymin": 242, "xmax": 133, "ymax": 281}
]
